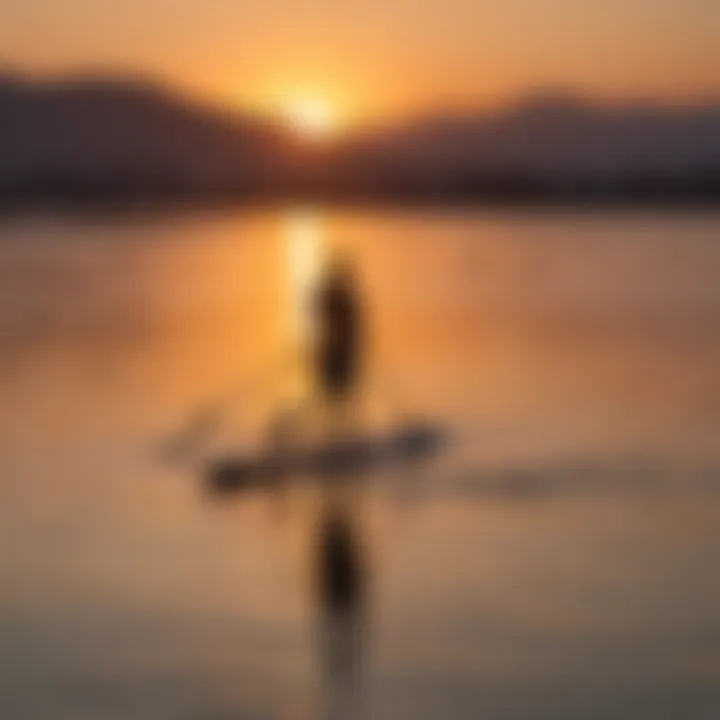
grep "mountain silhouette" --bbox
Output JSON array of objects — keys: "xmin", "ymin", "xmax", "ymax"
[
  {"xmin": 0, "ymin": 73, "xmax": 291, "ymax": 200},
  {"xmin": 330, "ymin": 94, "xmax": 720, "ymax": 199},
  {"xmin": 1, "ymin": 75, "xmax": 719, "ymax": 203}
]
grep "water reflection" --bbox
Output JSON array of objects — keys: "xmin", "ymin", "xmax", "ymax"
[
  {"xmin": 2, "ymin": 210, "xmax": 720, "ymax": 719},
  {"xmin": 283, "ymin": 210, "xmax": 328, "ymax": 402},
  {"xmin": 314, "ymin": 487, "xmax": 367, "ymax": 719}
]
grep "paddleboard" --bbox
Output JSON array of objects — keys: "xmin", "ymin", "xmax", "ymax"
[{"xmin": 207, "ymin": 423, "xmax": 445, "ymax": 494}]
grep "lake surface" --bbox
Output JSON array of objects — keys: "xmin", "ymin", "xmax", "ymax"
[{"xmin": 1, "ymin": 208, "xmax": 719, "ymax": 719}]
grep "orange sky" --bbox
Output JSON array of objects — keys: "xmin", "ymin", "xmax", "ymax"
[{"xmin": 1, "ymin": 0, "xmax": 718, "ymax": 122}]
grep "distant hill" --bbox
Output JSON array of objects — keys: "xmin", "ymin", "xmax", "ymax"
[
  {"xmin": 1, "ymin": 75, "xmax": 719, "ymax": 204},
  {"xmin": 0, "ymin": 73, "xmax": 291, "ymax": 200},
  {"xmin": 331, "ymin": 95, "xmax": 720, "ymax": 200}
]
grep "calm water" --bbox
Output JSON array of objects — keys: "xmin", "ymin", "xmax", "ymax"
[{"xmin": 1, "ymin": 208, "xmax": 719, "ymax": 719}]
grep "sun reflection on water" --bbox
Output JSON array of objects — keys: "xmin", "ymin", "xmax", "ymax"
[{"xmin": 282, "ymin": 210, "xmax": 327, "ymax": 397}]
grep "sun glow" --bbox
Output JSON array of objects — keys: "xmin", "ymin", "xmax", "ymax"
[{"xmin": 282, "ymin": 97, "xmax": 337, "ymax": 139}]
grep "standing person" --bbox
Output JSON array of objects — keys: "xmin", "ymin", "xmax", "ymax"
[
  {"xmin": 313, "ymin": 257, "xmax": 364, "ymax": 404},
  {"xmin": 261, "ymin": 255, "xmax": 364, "ymax": 452}
]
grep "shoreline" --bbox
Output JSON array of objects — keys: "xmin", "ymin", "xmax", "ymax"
[{"xmin": 1, "ymin": 193, "xmax": 720, "ymax": 221}]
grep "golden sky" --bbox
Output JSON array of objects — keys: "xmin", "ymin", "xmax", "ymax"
[{"xmin": 1, "ymin": 0, "xmax": 718, "ymax": 122}]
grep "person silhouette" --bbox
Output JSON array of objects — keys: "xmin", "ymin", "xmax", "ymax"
[{"xmin": 313, "ymin": 257, "xmax": 363, "ymax": 403}]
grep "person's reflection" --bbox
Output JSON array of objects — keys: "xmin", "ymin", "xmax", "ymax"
[{"xmin": 315, "ymin": 493, "xmax": 366, "ymax": 718}]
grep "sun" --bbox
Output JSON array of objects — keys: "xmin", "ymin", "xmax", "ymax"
[{"xmin": 282, "ymin": 97, "xmax": 337, "ymax": 139}]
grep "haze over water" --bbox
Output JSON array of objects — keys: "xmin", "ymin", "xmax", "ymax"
[{"xmin": 1, "ymin": 208, "xmax": 720, "ymax": 719}]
